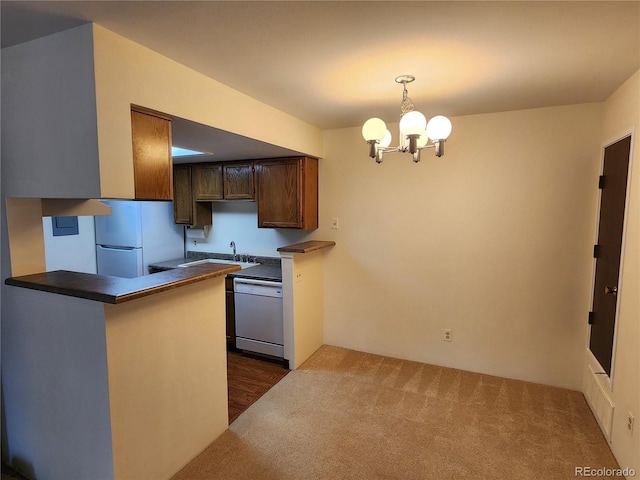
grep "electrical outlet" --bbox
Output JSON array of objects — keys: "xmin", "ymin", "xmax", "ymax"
[
  {"xmin": 628, "ymin": 413, "xmax": 635, "ymax": 434},
  {"xmin": 444, "ymin": 329, "xmax": 452, "ymax": 342},
  {"xmin": 331, "ymin": 218, "xmax": 339, "ymax": 230}
]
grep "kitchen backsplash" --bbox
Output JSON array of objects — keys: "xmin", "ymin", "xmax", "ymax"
[
  {"xmin": 185, "ymin": 202, "xmax": 310, "ymax": 257},
  {"xmin": 186, "ymin": 251, "xmax": 281, "ymax": 266}
]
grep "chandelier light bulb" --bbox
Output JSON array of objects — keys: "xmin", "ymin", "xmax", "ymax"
[
  {"xmin": 426, "ymin": 115, "xmax": 452, "ymax": 141},
  {"xmin": 379, "ymin": 129, "xmax": 392, "ymax": 148},
  {"xmin": 362, "ymin": 117, "xmax": 387, "ymax": 142},
  {"xmin": 399, "ymin": 111, "xmax": 427, "ymax": 137},
  {"xmin": 416, "ymin": 130, "xmax": 428, "ymax": 148}
]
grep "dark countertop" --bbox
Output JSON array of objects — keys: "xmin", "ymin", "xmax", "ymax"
[
  {"xmin": 4, "ymin": 263, "xmax": 239, "ymax": 304},
  {"xmin": 151, "ymin": 257, "xmax": 282, "ymax": 282},
  {"xmin": 7, "ymin": 241, "xmax": 335, "ymax": 304},
  {"xmin": 226, "ymin": 264, "xmax": 282, "ymax": 282},
  {"xmin": 277, "ymin": 240, "xmax": 336, "ymax": 254},
  {"xmin": 149, "ymin": 258, "xmax": 194, "ymax": 270}
]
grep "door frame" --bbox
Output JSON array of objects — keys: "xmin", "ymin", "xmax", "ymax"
[{"xmin": 586, "ymin": 128, "xmax": 635, "ymax": 389}]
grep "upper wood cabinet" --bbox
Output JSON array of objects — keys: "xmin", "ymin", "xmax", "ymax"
[
  {"xmin": 192, "ymin": 161, "xmax": 254, "ymax": 201},
  {"xmin": 173, "ymin": 164, "xmax": 212, "ymax": 226},
  {"xmin": 131, "ymin": 106, "xmax": 173, "ymax": 200},
  {"xmin": 224, "ymin": 162, "xmax": 255, "ymax": 200},
  {"xmin": 256, "ymin": 157, "xmax": 318, "ymax": 230},
  {"xmin": 193, "ymin": 163, "xmax": 223, "ymax": 201}
]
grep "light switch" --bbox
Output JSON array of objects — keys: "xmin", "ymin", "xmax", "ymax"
[{"xmin": 331, "ymin": 218, "xmax": 339, "ymax": 230}]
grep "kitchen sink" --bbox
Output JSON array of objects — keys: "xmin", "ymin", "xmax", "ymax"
[{"xmin": 177, "ymin": 259, "xmax": 259, "ymax": 269}]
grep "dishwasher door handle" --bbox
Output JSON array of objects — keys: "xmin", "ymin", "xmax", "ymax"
[{"xmin": 233, "ymin": 278, "xmax": 282, "ymax": 289}]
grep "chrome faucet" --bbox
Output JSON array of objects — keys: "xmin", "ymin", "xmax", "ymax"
[{"xmin": 230, "ymin": 241, "xmax": 237, "ymax": 261}]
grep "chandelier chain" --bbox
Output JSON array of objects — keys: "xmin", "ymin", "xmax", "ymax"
[{"xmin": 400, "ymin": 85, "xmax": 414, "ymax": 115}]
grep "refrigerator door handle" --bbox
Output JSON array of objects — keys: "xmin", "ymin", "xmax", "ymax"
[{"xmin": 97, "ymin": 245, "xmax": 136, "ymax": 250}]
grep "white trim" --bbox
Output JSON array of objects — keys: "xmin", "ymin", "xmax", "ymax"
[
  {"xmin": 280, "ymin": 251, "xmax": 296, "ymax": 368},
  {"xmin": 586, "ymin": 127, "xmax": 635, "ymax": 391},
  {"xmin": 585, "ymin": 362, "xmax": 615, "ymax": 442},
  {"xmin": 585, "ymin": 347, "xmax": 612, "ymax": 396}
]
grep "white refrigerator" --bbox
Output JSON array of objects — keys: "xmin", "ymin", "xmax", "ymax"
[{"xmin": 95, "ymin": 200, "xmax": 184, "ymax": 278}]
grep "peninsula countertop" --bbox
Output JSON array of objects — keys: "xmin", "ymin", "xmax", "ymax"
[
  {"xmin": 4, "ymin": 263, "xmax": 239, "ymax": 304},
  {"xmin": 151, "ymin": 257, "xmax": 283, "ymax": 282},
  {"xmin": 277, "ymin": 240, "xmax": 336, "ymax": 254}
]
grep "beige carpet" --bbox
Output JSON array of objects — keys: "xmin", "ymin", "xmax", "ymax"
[{"xmin": 172, "ymin": 345, "xmax": 619, "ymax": 480}]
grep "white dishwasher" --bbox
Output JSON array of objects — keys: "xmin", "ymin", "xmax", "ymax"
[{"xmin": 233, "ymin": 278, "xmax": 284, "ymax": 358}]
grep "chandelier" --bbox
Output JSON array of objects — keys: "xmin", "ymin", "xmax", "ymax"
[{"xmin": 362, "ymin": 75, "xmax": 452, "ymax": 163}]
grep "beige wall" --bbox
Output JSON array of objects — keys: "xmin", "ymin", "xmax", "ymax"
[
  {"xmin": 586, "ymin": 69, "xmax": 639, "ymax": 473},
  {"xmin": 91, "ymin": 24, "xmax": 323, "ymax": 198},
  {"xmin": 105, "ymin": 277, "xmax": 228, "ymax": 480},
  {"xmin": 282, "ymin": 250, "xmax": 327, "ymax": 369},
  {"xmin": 4, "ymin": 198, "xmax": 46, "ymax": 276},
  {"xmin": 319, "ymin": 103, "xmax": 603, "ymax": 390}
]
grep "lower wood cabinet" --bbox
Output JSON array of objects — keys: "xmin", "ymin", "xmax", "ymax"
[
  {"xmin": 173, "ymin": 164, "xmax": 212, "ymax": 226},
  {"xmin": 256, "ymin": 157, "xmax": 318, "ymax": 230}
]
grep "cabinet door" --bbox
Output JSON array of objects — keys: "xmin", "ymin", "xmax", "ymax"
[
  {"xmin": 173, "ymin": 164, "xmax": 212, "ymax": 226},
  {"xmin": 257, "ymin": 159, "xmax": 300, "ymax": 228},
  {"xmin": 173, "ymin": 164, "xmax": 193, "ymax": 225},
  {"xmin": 256, "ymin": 157, "xmax": 318, "ymax": 229},
  {"xmin": 131, "ymin": 107, "xmax": 173, "ymax": 200},
  {"xmin": 224, "ymin": 162, "xmax": 255, "ymax": 200},
  {"xmin": 194, "ymin": 163, "xmax": 223, "ymax": 200}
]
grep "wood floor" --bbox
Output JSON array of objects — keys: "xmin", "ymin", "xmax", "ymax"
[{"xmin": 227, "ymin": 351, "xmax": 289, "ymax": 424}]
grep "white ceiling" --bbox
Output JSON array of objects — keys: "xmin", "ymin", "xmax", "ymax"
[{"xmin": 2, "ymin": 1, "xmax": 639, "ymax": 158}]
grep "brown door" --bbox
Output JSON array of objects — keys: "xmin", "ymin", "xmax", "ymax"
[{"xmin": 589, "ymin": 135, "xmax": 631, "ymax": 375}]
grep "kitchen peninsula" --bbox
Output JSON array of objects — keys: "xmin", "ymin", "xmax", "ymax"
[
  {"xmin": 2, "ymin": 241, "xmax": 335, "ymax": 480},
  {"xmin": 3, "ymin": 263, "xmax": 238, "ymax": 480}
]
